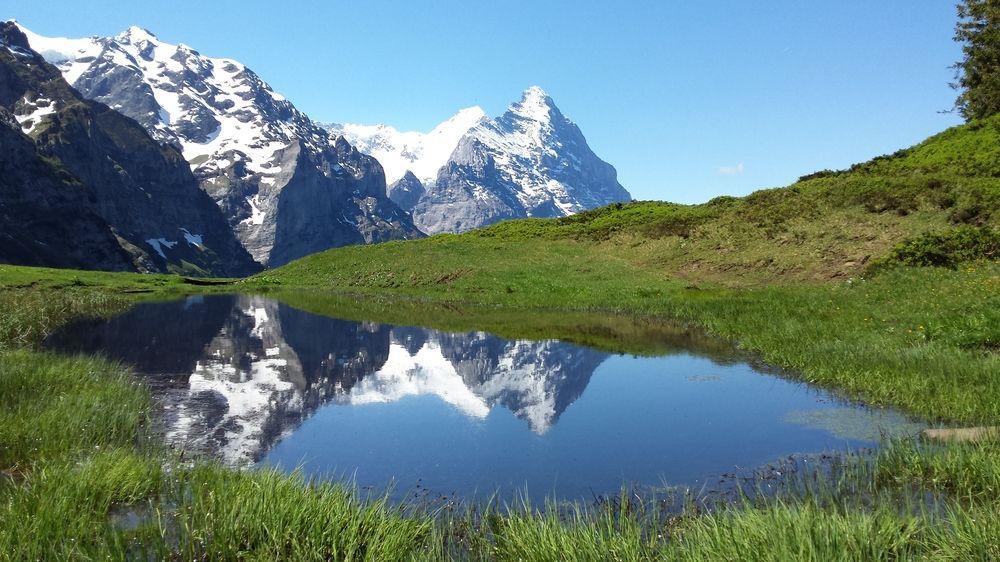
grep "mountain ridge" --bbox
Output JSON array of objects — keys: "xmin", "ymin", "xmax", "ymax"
[
  {"xmin": 0, "ymin": 21, "xmax": 259, "ymax": 275},
  {"xmin": 16, "ymin": 22, "xmax": 421, "ymax": 267},
  {"xmin": 323, "ymin": 105, "xmax": 488, "ymax": 187},
  {"xmin": 327, "ymin": 86, "xmax": 632, "ymax": 234}
]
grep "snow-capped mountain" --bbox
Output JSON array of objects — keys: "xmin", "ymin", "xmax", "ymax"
[
  {"xmin": 0, "ymin": 22, "xmax": 258, "ymax": 276},
  {"xmin": 324, "ymin": 106, "xmax": 487, "ymax": 187},
  {"xmin": 328, "ymin": 87, "xmax": 631, "ymax": 234},
  {"xmin": 417, "ymin": 87, "xmax": 632, "ymax": 233},
  {"xmin": 17, "ymin": 23, "xmax": 421, "ymax": 266}
]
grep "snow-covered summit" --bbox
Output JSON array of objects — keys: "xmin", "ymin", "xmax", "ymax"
[
  {"xmin": 116, "ymin": 25, "xmax": 158, "ymax": 43},
  {"xmin": 412, "ymin": 86, "xmax": 632, "ymax": 233},
  {"xmin": 509, "ymin": 85, "xmax": 556, "ymax": 122},
  {"xmin": 324, "ymin": 105, "xmax": 487, "ymax": 186},
  {"xmin": 17, "ymin": 22, "xmax": 420, "ymax": 266},
  {"xmin": 17, "ymin": 22, "xmax": 306, "ymax": 176},
  {"xmin": 326, "ymin": 86, "xmax": 630, "ymax": 234}
]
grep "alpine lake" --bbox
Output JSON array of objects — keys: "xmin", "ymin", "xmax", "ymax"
[{"xmin": 45, "ymin": 293, "xmax": 924, "ymax": 505}]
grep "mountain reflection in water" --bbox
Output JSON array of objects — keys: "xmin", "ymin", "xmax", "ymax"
[
  {"xmin": 46, "ymin": 294, "xmax": 922, "ymax": 501},
  {"xmin": 47, "ymin": 294, "xmax": 607, "ymax": 463}
]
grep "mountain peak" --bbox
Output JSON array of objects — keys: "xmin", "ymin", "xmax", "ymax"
[
  {"xmin": 455, "ymin": 105, "xmax": 488, "ymax": 119},
  {"xmin": 329, "ymin": 106, "xmax": 488, "ymax": 186},
  {"xmin": 116, "ymin": 25, "xmax": 158, "ymax": 44},
  {"xmin": 25, "ymin": 23, "xmax": 420, "ymax": 266},
  {"xmin": 522, "ymin": 85, "xmax": 549, "ymax": 100},
  {"xmin": 414, "ymin": 84, "xmax": 629, "ymax": 234},
  {"xmin": 430, "ymin": 105, "xmax": 487, "ymax": 136},
  {"xmin": 510, "ymin": 85, "xmax": 555, "ymax": 122},
  {"xmin": 443, "ymin": 105, "xmax": 487, "ymax": 125},
  {"xmin": 0, "ymin": 20, "xmax": 30, "ymax": 50}
]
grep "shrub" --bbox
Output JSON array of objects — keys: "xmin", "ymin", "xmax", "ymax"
[
  {"xmin": 870, "ymin": 226, "xmax": 1000, "ymax": 271},
  {"xmin": 798, "ymin": 169, "xmax": 840, "ymax": 182},
  {"xmin": 860, "ymin": 190, "xmax": 920, "ymax": 216}
]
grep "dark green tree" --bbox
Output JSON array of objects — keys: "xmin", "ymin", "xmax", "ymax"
[{"xmin": 953, "ymin": 0, "xmax": 1000, "ymax": 120}]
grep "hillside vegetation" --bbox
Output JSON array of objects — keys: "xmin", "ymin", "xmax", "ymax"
[
  {"xmin": 1, "ymin": 99, "xmax": 999, "ymax": 561},
  {"xmin": 253, "ymin": 117, "xmax": 1000, "ymax": 427},
  {"xmin": 265, "ymin": 115, "xmax": 1000, "ymax": 290}
]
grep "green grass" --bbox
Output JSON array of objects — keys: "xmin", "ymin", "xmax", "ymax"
[
  {"xmin": 2, "ymin": 115, "xmax": 1000, "ymax": 558},
  {"xmin": 0, "ymin": 283, "xmax": 132, "ymax": 351},
  {"xmin": 272, "ymin": 290, "xmax": 739, "ymax": 357},
  {"xmin": 0, "ymin": 287, "xmax": 438, "ymax": 560},
  {"xmin": 873, "ymin": 438, "xmax": 1000, "ymax": 503},
  {"xmin": 0, "ymin": 263, "xmax": 190, "ymax": 292},
  {"xmin": 254, "ymin": 118, "xmax": 1000, "ymax": 425},
  {"xmin": 0, "ymin": 451, "xmax": 165, "ymax": 560},
  {"xmin": 0, "ymin": 350, "xmax": 151, "ymax": 469},
  {"xmin": 665, "ymin": 500, "xmax": 1000, "ymax": 562},
  {"xmin": 259, "ymin": 116, "xmax": 1000, "ymax": 300},
  {"xmin": 0, "ymin": 450, "xmax": 436, "ymax": 560},
  {"xmin": 165, "ymin": 465, "xmax": 433, "ymax": 561},
  {"xmin": 261, "ymin": 259, "xmax": 1000, "ymax": 426},
  {"xmin": 1, "ymin": 272, "xmax": 997, "ymax": 560}
]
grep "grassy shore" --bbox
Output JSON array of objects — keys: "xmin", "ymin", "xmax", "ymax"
[
  {"xmin": 1, "ymin": 116, "xmax": 999, "ymax": 558},
  {"xmin": 1, "ymin": 261, "xmax": 998, "ymax": 559},
  {"xmin": 264, "ymin": 261, "xmax": 999, "ymax": 426},
  {"xmin": 256, "ymin": 117, "xmax": 999, "ymax": 426}
]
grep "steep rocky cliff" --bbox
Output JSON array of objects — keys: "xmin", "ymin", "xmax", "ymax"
[
  {"xmin": 0, "ymin": 22, "xmax": 258, "ymax": 275},
  {"xmin": 20, "ymin": 24, "xmax": 421, "ymax": 266}
]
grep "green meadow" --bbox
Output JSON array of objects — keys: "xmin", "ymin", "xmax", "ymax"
[{"xmin": 1, "ymin": 116, "xmax": 999, "ymax": 559}]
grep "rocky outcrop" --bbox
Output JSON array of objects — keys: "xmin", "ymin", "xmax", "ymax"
[
  {"xmin": 0, "ymin": 107, "xmax": 135, "ymax": 271},
  {"xmin": 387, "ymin": 171, "xmax": 426, "ymax": 210},
  {"xmin": 324, "ymin": 106, "xmax": 487, "ymax": 189},
  {"xmin": 0, "ymin": 22, "xmax": 258, "ymax": 275}
]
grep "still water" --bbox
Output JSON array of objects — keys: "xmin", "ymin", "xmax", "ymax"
[{"xmin": 46, "ymin": 294, "xmax": 921, "ymax": 502}]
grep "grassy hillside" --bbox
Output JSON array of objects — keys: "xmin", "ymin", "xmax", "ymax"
[
  {"xmin": 1, "ymin": 116, "xmax": 999, "ymax": 558},
  {"xmin": 252, "ymin": 118, "xmax": 1000, "ymax": 427},
  {"xmin": 265, "ymin": 116, "xmax": 1000, "ymax": 290}
]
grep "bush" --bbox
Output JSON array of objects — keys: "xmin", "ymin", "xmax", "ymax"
[
  {"xmin": 870, "ymin": 226, "xmax": 1000, "ymax": 271},
  {"xmin": 950, "ymin": 201, "xmax": 988, "ymax": 224},
  {"xmin": 859, "ymin": 190, "xmax": 919, "ymax": 216},
  {"xmin": 798, "ymin": 169, "xmax": 841, "ymax": 182}
]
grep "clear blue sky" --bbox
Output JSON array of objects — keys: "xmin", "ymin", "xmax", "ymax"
[{"xmin": 7, "ymin": 1, "xmax": 963, "ymax": 203}]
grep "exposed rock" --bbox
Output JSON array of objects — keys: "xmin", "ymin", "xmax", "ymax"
[
  {"xmin": 387, "ymin": 171, "xmax": 425, "ymax": 211},
  {"xmin": 415, "ymin": 87, "xmax": 631, "ymax": 233},
  {"xmin": 0, "ymin": 22, "xmax": 258, "ymax": 275},
  {"xmin": 20, "ymin": 23, "xmax": 422, "ymax": 266},
  {"xmin": 324, "ymin": 106, "xmax": 487, "ymax": 187}
]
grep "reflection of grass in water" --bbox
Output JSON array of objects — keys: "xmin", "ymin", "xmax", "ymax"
[
  {"xmin": 784, "ymin": 408, "xmax": 925, "ymax": 442},
  {"xmin": 272, "ymin": 289, "xmax": 745, "ymax": 359}
]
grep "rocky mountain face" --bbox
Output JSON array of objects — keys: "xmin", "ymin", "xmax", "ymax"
[
  {"xmin": 386, "ymin": 171, "xmax": 425, "ymax": 210},
  {"xmin": 328, "ymin": 87, "xmax": 631, "ymax": 234},
  {"xmin": 19, "ymin": 23, "xmax": 421, "ymax": 267},
  {"xmin": 0, "ymin": 22, "xmax": 258, "ymax": 275},
  {"xmin": 417, "ymin": 87, "xmax": 632, "ymax": 233}
]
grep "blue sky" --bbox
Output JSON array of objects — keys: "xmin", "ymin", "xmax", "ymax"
[{"xmin": 7, "ymin": 1, "xmax": 963, "ymax": 203}]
